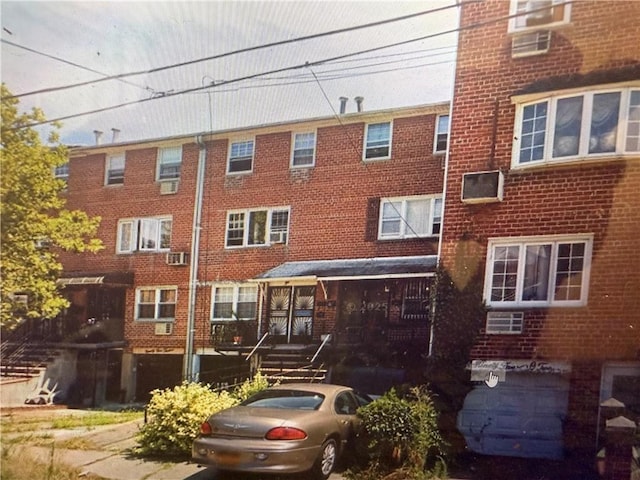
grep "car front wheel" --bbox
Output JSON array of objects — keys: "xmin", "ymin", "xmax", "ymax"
[{"xmin": 312, "ymin": 438, "xmax": 337, "ymax": 480}]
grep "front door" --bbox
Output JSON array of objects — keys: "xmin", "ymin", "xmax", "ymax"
[{"xmin": 267, "ymin": 286, "xmax": 315, "ymax": 343}]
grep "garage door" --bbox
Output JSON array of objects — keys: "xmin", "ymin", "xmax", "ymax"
[{"xmin": 457, "ymin": 372, "xmax": 569, "ymax": 459}]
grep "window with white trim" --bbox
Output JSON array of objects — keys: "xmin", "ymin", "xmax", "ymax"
[
  {"xmin": 225, "ymin": 207, "xmax": 289, "ymax": 248},
  {"xmin": 157, "ymin": 146, "xmax": 182, "ymax": 181},
  {"xmin": 514, "ymin": 87, "xmax": 640, "ymax": 167},
  {"xmin": 117, "ymin": 216, "xmax": 172, "ymax": 253},
  {"xmin": 434, "ymin": 115, "xmax": 449, "ymax": 153},
  {"xmin": 228, "ymin": 140, "xmax": 254, "ymax": 173},
  {"xmin": 508, "ymin": 0, "xmax": 571, "ymax": 33},
  {"xmin": 211, "ymin": 284, "xmax": 258, "ymax": 321},
  {"xmin": 291, "ymin": 132, "xmax": 316, "ymax": 167},
  {"xmin": 136, "ymin": 287, "xmax": 177, "ymax": 321},
  {"xmin": 364, "ymin": 121, "xmax": 391, "ymax": 160},
  {"xmin": 53, "ymin": 163, "xmax": 69, "ymax": 182},
  {"xmin": 106, "ymin": 153, "xmax": 125, "ymax": 185},
  {"xmin": 485, "ymin": 235, "xmax": 592, "ymax": 308},
  {"xmin": 378, "ymin": 196, "xmax": 442, "ymax": 239}
]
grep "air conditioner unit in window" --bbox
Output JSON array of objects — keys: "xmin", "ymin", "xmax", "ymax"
[
  {"xmin": 461, "ymin": 170, "xmax": 504, "ymax": 204},
  {"xmin": 512, "ymin": 31, "xmax": 551, "ymax": 57},
  {"xmin": 154, "ymin": 322, "xmax": 173, "ymax": 335},
  {"xmin": 486, "ymin": 311, "xmax": 524, "ymax": 334},
  {"xmin": 159, "ymin": 180, "xmax": 179, "ymax": 195},
  {"xmin": 166, "ymin": 251, "xmax": 189, "ymax": 266},
  {"xmin": 270, "ymin": 231, "xmax": 287, "ymax": 244}
]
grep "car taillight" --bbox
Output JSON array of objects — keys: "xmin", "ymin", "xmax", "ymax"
[
  {"xmin": 200, "ymin": 421, "xmax": 212, "ymax": 435},
  {"xmin": 265, "ymin": 427, "xmax": 307, "ymax": 440}
]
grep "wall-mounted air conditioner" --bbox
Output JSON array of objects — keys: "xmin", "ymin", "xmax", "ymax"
[
  {"xmin": 154, "ymin": 322, "xmax": 173, "ymax": 335},
  {"xmin": 270, "ymin": 231, "xmax": 287, "ymax": 244},
  {"xmin": 486, "ymin": 311, "xmax": 524, "ymax": 334},
  {"xmin": 160, "ymin": 180, "xmax": 179, "ymax": 195},
  {"xmin": 461, "ymin": 170, "xmax": 504, "ymax": 204},
  {"xmin": 512, "ymin": 31, "xmax": 551, "ymax": 58},
  {"xmin": 166, "ymin": 251, "xmax": 189, "ymax": 266}
]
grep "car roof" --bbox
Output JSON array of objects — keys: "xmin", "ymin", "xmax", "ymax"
[{"xmin": 267, "ymin": 383, "xmax": 352, "ymax": 395}]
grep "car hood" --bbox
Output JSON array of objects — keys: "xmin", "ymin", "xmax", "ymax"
[{"xmin": 208, "ymin": 406, "xmax": 319, "ymax": 438}]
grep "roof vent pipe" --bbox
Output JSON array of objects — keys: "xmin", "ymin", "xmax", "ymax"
[
  {"xmin": 111, "ymin": 128, "xmax": 121, "ymax": 143},
  {"xmin": 355, "ymin": 96, "xmax": 364, "ymax": 112},
  {"xmin": 339, "ymin": 97, "xmax": 348, "ymax": 114},
  {"xmin": 93, "ymin": 130, "xmax": 103, "ymax": 145}
]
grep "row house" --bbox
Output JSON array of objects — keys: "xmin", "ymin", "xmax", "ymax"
[
  {"xmin": 49, "ymin": 102, "xmax": 450, "ymax": 404},
  {"xmin": 445, "ymin": 0, "xmax": 640, "ymax": 472}
]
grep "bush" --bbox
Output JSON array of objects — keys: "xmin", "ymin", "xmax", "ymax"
[
  {"xmin": 136, "ymin": 374, "xmax": 272, "ymax": 457},
  {"xmin": 349, "ymin": 387, "xmax": 445, "ymax": 479}
]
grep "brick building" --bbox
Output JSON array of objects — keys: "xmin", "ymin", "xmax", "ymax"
[
  {"xmin": 445, "ymin": 0, "xmax": 640, "ymax": 470},
  {"xmin": 49, "ymin": 101, "xmax": 449, "ymax": 404}
]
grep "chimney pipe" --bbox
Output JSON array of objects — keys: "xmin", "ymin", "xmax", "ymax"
[
  {"xmin": 355, "ymin": 96, "xmax": 364, "ymax": 112},
  {"xmin": 111, "ymin": 128, "xmax": 121, "ymax": 143},
  {"xmin": 93, "ymin": 130, "xmax": 103, "ymax": 145},
  {"xmin": 339, "ymin": 97, "xmax": 348, "ymax": 114}
]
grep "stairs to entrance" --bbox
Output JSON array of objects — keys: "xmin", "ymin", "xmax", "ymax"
[{"xmin": 259, "ymin": 344, "xmax": 327, "ymax": 384}]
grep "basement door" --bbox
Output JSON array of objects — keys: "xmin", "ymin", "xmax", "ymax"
[
  {"xmin": 457, "ymin": 372, "xmax": 569, "ymax": 459},
  {"xmin": 267, "ymin": 286, "xmax": 316, "ymax": 343}
]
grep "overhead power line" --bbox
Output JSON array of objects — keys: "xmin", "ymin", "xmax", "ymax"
[{"xmin": 3, "ymin": 2, "xmax": 466, "ymax": 100}]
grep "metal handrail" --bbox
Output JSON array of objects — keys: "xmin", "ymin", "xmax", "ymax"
[
  {"xmin": 246, "ymin": 332, "xmax": 269, "ymax": 361},
  {"xmin": 310, "ymin": 333, "xmax": 331, "ymax": 364}
]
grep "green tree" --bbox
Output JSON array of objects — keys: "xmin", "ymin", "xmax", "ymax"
[{"xmin": 1, "ymin": 84, "xmax": 102, "ymax": 330}]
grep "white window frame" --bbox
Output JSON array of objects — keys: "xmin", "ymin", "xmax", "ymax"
[
  {"xmin": 156, "ymin": 146, "xmax": 182, "ymax": 181},
  {"xmin": 291, "ymin": 131, "xmax": 316, "ymax": 168},
  {"xmin": 363, "ymin": 121, "xmax": 392, "ymax": 160},
  {"xmin": 227, "ymin": 139, "xmax": 255, "ymax": 174},
  {"xmin": 484, "ymin": 234, "xmax": 593, "ymax": 309},
  {"xmin": 225, "ymin": 207, "xmax": 290, "ymax": 248},
  {"xmin": 53, "ymin": 163, "xmax": 69, "ymax": 182},
  {"xmin": 378, "ymin": 196, "xmax": 442, "ymax": 240},
  {"xmin": 508, "ymin": 0, "xmax": 571, "ymax": 34},
  {"xmin": 434, "ymin": 114, "xmax": 450, "ymax": 154},
  {"xmin": 116, "ymin": 216, "xmax": 172, "ymax": 254},
  {"xmin": 135, "ymin": 286, "xmax": 177, "ymax": 321},
  {"xmin": 105, "ymin": 153, "xmax": 125, "ymax": 185},
  {"xmin": 211, "ymin": 283, "xmax": 258, "ymax": 321},
  {"xmin": 513, "ymin": 86, "xmax": 640, "ymax": 168}
]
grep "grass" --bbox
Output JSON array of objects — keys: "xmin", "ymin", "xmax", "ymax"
[{"xmin": 1, "ymin": 409, "xmax": 143, "ymax": 433}]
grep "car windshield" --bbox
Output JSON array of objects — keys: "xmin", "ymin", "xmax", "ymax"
[{"xmin": 241, "ymin": 390, "xmax": 325, "ymax": 410}]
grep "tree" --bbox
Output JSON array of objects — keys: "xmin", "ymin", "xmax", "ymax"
[{"xmin": 1, "ymin": 83, "xmax": 103, "ymax": 330}]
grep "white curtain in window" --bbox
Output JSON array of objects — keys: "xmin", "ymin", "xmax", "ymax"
[
  {"xmin": 589, "ymin": 92, "xmax": 620, "ymax": 153},
  {"xmin": 553, "ymin": 96, "xmax": 583, "ymax": 157},
  {"xmin": 523, "ymin": 244, "xmax": 551, "ymax": 301},
  {"xmin": 406, "ymin": 199, "xmax": 429, "ymax": 236},
  {"xmin": 139, "ymin": 219, "xmax": 158, "ymax": 250}
]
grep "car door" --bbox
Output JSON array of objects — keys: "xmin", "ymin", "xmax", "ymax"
[{"xmin": 333, "ymin": 391, "xmax": 361, "ymax": 451}]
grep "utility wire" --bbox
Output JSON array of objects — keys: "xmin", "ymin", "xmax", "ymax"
[
  {"xmin": 1, "ymin": 39, "xmax": 156, "ymax": 95},
  {"xmin": 3, "ymin": 2, "xmax": 467, "ymax": 100}
]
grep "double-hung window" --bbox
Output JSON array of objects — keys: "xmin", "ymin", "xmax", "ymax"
[
  {"xmin": 514, "ymin": 86, "xmax": 640, "ymax": 167},
  {"xmin": 228, "ymin": 140, "xmax": 254, "ymax": 173},
  {"xmin": 434, "ymin": 115, "xmax": 450, "ymax": 153},
  {"xmin": 225, "ymin": 207, "xmax": 290, "ymax": 248},
  {"xmin": 364, "ymin": 121, "xmax": 392, "ymax": 160},
  {"xmin": 157, "ymin": 146, "xmax": 182, "ymax": 181},
  {"xmin": 136, "ymin": 287, "xmax": 177, "ymax": 321},
  {"xmin": 105, "ymin": 153, "xmax": 125, "ymax": 185},
  {"xmin": 117, "ymin": 216, "xmax": 172, "ymax": 253},
  {"xmin": 378, "ymin": 196, "xmax": 442, "ymax": 239},
  {"xmin": 508, "ymin": 0, "xmax": 571, "ymax": 33},
  {"xmin": 485, "ymin": 235, "xmax": 592, "ymax": 308},
  {"xmin": 291, "ymin": 132, "xmax": 316, "ymax": 167},
  {"xmin": 211, "ymin": 284, "xmax": 258, "ymax": 321},
  {"xmin": 53, "ymin": 163, "xmax": 69, "ymax": 183}
]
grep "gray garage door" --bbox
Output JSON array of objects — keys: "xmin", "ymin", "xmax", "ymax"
[{"xmin": 457, "ymin": 372, "xmax": 569, "ymax": 459}]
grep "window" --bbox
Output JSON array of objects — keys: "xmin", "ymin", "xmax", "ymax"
[
  {"xmin": 53, "ymin": 163, "xmax": 69, "ymax": 182},
  {"xmin": 105, "ymin": 153, "xmax": 125, "ymax": 185},
  {"xmin": 434, "ymin": 115, "xmax": 449, "ymax": 153},
  {"xmin": 364, "ymin": 121, "xmax": 391, "ymax": 160},
  {"xmin": 378, "ymin": 196, "xmax": 442, "ymax": 239},
  {"xmin": 225, "ymin": 207, "xmax": 289, "ymax": 248},
  {"xmin": 136, "ymin": 287, "xmax": 177, "ymax": 320},
  {"xmin": 117, "ymin": 216, "xmax": 172, "ymax": 253},
  {"xmin": 228, "ymin": 140, "xmax": 254, "ymax": 173},
  {"xmin": 211, "ymin": 284, "xmax": 258, "ymax": 321},
  {"xmin": 508, "ymin": 0, "xmax": 571, "ymax": 33},
  {"xmin": 514, "ymin": 87, "xmax": 640, "ymax": 167},
  {"xmin": 291, "ymin": 132, "xmax": 316, "ymax": 167},
  {"xmin": 485, "ymin": 235, "xmax": 592, "ymax": 308},
  {"xmin": 157, "ymin": 146, "xmax": 182, "ymax": 181}
]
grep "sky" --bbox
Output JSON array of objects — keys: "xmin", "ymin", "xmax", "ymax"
[{"xmin": 1, "ymin": 1, "xmax": 459, "ymax": 146}]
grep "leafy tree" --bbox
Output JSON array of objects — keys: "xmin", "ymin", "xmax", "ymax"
[{"xmin": 1, "ymin": 84, "xmax": 102, "ymax": 330}]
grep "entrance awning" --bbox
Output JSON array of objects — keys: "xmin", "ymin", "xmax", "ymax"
[
  {"xmin": 253, "ymin": 255, "xmax": 438, "ymax": 282},
  {"xmin": 57, "ymin": 271, "xmax": 134, "ymax": 287}
]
